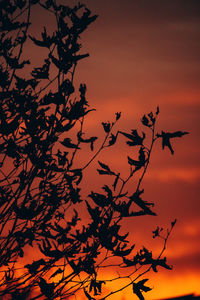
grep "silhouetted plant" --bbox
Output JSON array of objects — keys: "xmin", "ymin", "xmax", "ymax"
[{"xmin": 0, "ymin": 1, "xmax": 188, "ymax": 299}]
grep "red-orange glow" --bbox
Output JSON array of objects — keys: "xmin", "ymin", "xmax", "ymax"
[
  {"xmin": 1, "ymin": 1, "xmax": 199, "ymax": 299},
  {"xmin": 77, "ymin": 1, "xmax": 200, "ymax": 298}
]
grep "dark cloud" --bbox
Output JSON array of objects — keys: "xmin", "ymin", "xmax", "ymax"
[
  {"xmin": 170, "ymin": 252, "xmax": 200, "ymax": 273},
  {"xmin": 77, "ymin": 0, "xmax": 200, "ymax": 105}
]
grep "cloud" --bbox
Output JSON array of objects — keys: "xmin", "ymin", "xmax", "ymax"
[
  {"xmin": 149, "ymin": 271, "xmax": 200, "ymax": 299},
  {"xmin": 147, "ymin": 167, "xmax": 200, "ymax": 183}
]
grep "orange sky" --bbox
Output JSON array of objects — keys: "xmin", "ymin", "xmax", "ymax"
[
  {"xmin": 6, "ymin": 1, "xmax": 199, "ymax": 299},
  {"xmin": 74, "ymin": 1, "xmax": 200, "ymax": 299}
]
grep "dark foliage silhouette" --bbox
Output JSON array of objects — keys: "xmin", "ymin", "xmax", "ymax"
[{"xmin": 0, "ymin": 1, "xmax": 188, "ymax": 299}]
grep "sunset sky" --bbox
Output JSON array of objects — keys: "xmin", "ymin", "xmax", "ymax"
[
  {"xmin": 10, "ymin": 0, "xmax": 200, "ymax": 299},
  {"xmin": 74, "ymin": 1, "xmax": 200, "ymax": 299}
]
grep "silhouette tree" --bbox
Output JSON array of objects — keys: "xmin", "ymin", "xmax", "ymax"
[{"xmin": 0, "ymin": 1, "xmax": 188, "ymax": 299}]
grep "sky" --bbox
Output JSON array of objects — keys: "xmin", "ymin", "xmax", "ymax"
[
  {"xmin": 72, "ymin": 0, "xmax": 200, "ymax": 299},
  {"xmin": 5, "ymin": 0, "xmax": 199, "ymax": 299}
]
